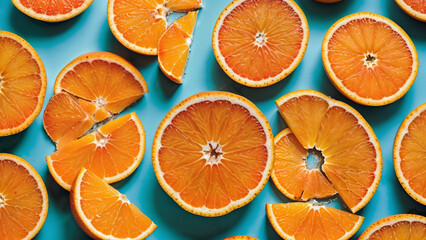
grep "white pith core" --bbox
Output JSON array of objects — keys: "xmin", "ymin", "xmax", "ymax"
[
  {"xmin": 202, "ymin": 141, "xmax": 224, "ymax": 166},
  {"xmin": 363, "ymin": 52, "xmax": 378, "ymax": 69},
  {"xmin": 254, "ymin": 32, "xmax": 267, "ymax": 47},
  {"xmin": 95, "ymin": 97, "xmax": 106, "ymax": 107},
  {"xmin": 0, "ymin": 194, "xmax": 5, "ymax": 207},
  {"xmin": 95, "ymin": 132, "xmax": 109, "ymax": 147},
  {"xmin": 156, "ymin": 4, "xmax": 168, "ymax": 21},
  {"xmin": 119, "ymin": 194, "xmax": 130, "ymax": 204}
]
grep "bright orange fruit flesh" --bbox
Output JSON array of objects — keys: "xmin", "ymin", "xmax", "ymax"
[
  {"xmin": 71, "ymin": 168, "xmax": 156, "ymax": 240},
  {"xmin": 223, "ymin": 236, "xmax": 259, "ymax": 240},
  {"xmin": 158, "ymin": 11, "xmax": 198, "ymax": 83},
  {"xmin": 267, "ymin": 203, "xmax": 363, "ymax": 240},
  {"xmin": 276, "ymin": 90, "xmax": 381, "ymax": 213},
  {"xmin": 0, "ymin": 31, "xmax": 46, "ymax": 136},
  {"xmin": 47, "ymin": 112, "xmax": 145, "ymax": 190},
  {"xmin": 17, "ymin": 0, "xmax": 86, "ymax": 15},
  {"xmin": 0, "ymin": 154, "xmax": 48, "ymax": 240},
  {"xmin": 402, "ymin": 0, "xmax": 426, "ymax": 14}
]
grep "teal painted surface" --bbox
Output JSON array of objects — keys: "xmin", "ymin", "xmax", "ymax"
[{"xmin": 0, "ymin": 0, "xmax": 425, "ymax": 239}]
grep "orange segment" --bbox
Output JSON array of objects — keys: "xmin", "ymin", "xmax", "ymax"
[
  {"xmin": 0, "ymin": 153, "xmax": 48, "ymax": 240},
  {"xmin": 158, "ymin": 11, "xmax": 198, "ymax": 83},
  {"xmin": 153, "ymin": 91, "xmax": 274, "ymax": 216},
  {"xmin": 396, "ymin": 0, "xmax": 426, "ymax": 22},
  {"xmin": 0, "ymin": 31, "xmax": 46, "ymax": 136},
  {"xmin": 223, "ymin": 236, "xmax": 259, "ymax": 240},
  {"xmin": 166, "ymin": 0, "xmax": 202, "ymax": 11},
  {"xmin": 322, "ymin": 12, "xmax": 418, "ymax": 106},
  {"xmin": 212, "ymin": 0, "xmax": 309, "ymax": 87},
  {"xmin": 46, "ymin": 112, "xmax": 146, "ymax": 190},
  {"xmin": 266, "ymin": 203, "xmax": 364, "ymax": 240},
  {"xmin": 70, "ymin": 168, "xmax": 156, "ymax": 240}
]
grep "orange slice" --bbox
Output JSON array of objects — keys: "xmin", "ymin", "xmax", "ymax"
[
  {"xmin": 396, "ymin": 0, "xmax": 426, "ymax": 22},
  {"xmin": 107, "ymin": 0, "xmax": 203, "ymax": 55},
  {"xmin": 275, "ymin": 90, "xmax": 382, "ymax": 213},
  {"xmin": 0, "ymin": 31, "xmax": 46, "ymax": 136},
  {"xmin": 266, "ymin": 203, "xmax": 364, "ymax": 240},
  {"xmin": 0, "ymin": 153, "xmax": 48, "ymax": 240},
  {"xmin": 158, "ymin": 11, "xmax": 198, "ymax": 83},
  {"xmin": 153, "ymin": 91, "xmax": 274, "ymax": 216},
  {"xmin": 71, "ymin": 168, "xmax": 156, "ymax": 239},
  {"xmin": 322, "ymin": 12, "xmax": 418, "ymax": 106},
  {"xmin": 47, "ymin": 112, "xmax": 146, "ymax": 190},
  {"xmin": 358, "ymin": 214, "xmax": 426, "ymax": 239},
  {"xmin": 212, "ymin": 0, "xmax": 309, "ymax": 87},
  {"xmin": 223, "ymin": 236, "xmax": 259, "ymax": 240},
  {"xmin": 11, "ymin": 0, "xmax": 94, "ymax": 22},
  {"xmin": 394, "ymin": 103, "xmax": 426, "ymax": 205}
]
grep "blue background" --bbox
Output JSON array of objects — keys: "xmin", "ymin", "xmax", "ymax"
[{"xmin": 1, "ymin": 0, "xmax": 425, "ymax": 239}]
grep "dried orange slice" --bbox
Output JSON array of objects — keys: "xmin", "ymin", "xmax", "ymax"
[
  {"xmin": 0, "ymin": 153, "xmax": 48, "ymax": 240},
  {"xmin": 212, "ymin": 0, "xmax": 309, "ymax": 87},
  {"xmin": 107, "ymin": 0, "xmax": 203, "ymax": 55},
  {"xmin": 266, "ymin": 203, "xmax": 364, "ymax": 240},
  {"xmin": 153, "ymin": 91, "xmax": 274, "ymax": 216},
  {"xmin": 0, "ymin": 31, "xmax": 46, "ymax": 136},
  {"xmin": 47, "ymin": 112, "xmax": 145, "ymax": 190},
  {"xmin": 394, "ymin": 103, "xmax": 426, "ymax": 205},
  {"xmin": 322, "ymin": 12, "xmax": 418, "ymax": 106},
  {"xmin": 358, "ymin": 214, "xmax": 426, "ymax": 239},
  {"xmin": 71, "ymin": 168, "xmax": 156, "ymax": 240},
  {"xmin": 223, "ymin": 236, "xmax": 259, "ymax": 240},
  {"xmin": 158, "ymin": 11, "xmax": 198, "ymax": 83},
  {"xmin": 275, "ymin": 90, "xmax": 382, "ymax": 213},
  {"xmin": 11, "ymin": 0, "xmax": 94, "ymax": 22},
  {"xmin": 396, "ymin": 0, "xmax": 426, "ymax": 22}
]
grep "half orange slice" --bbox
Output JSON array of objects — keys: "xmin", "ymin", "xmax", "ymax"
[{"xmin": 395, "ymin": 0, "xmax": 426, "ymax": 22}]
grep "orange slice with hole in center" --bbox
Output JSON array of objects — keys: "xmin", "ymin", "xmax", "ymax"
[
  {"xmin": 70, "ymin": 168, "xmax": 156, "ymax": 240},
  {"xmin": 322, "ymin": 12, "xmax": 418, "ymax": 106},
  {"xmin": 0, "ymin": 153, "xmax": 48, "ymax": 240},
  {"xmin": 223, "ymin": 236, "xmax": 259, "ymax": 240},
  {"xmin": 395, "ymin": 0, "xmax": 426, "ymax": 22}
]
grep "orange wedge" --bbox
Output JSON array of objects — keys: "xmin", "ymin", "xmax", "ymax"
[
  {"xmin": 394, "ymin": 103, "xmax": 426, "ymax": 205},
  {"xmin": 276, "ymin": 90, "xmax": 382, "ymax": 213},
  {"xmin": 396, "ymin": 0, "xmax": 426, "ymax": 22},
  {"xmin": 223, "ymin": 236, "xmax": 259, "ymax": 240},
  {"xmin": 0, "ymin": 153, "xmax": 48, "ymax": 240},
  {"xmin": 266, "ymin": 203, "xmax": 364, "ymax": 240},
  {"xmin": 153, "ymin": 91, "xmax": 274, "ymax": 216},
  {"xmin": 107, "ymin": 0, "xmax": 203, "ymax": 55},
  {"xmin": 212, "ymin": 0, "xmax": 309, "ymax": 87},
  {"xmin": 47, "ymin": 112, "xmax": 145, "ymax": 191},
  {"xmin": 322, "ymin": 12, "xmax": 418, "ymax": 106},
  {"xmin": 11, "ymin": 0, "xmax": 94, "ymax": 22},
  {"xmin": 0, "ymin": 31, "xmax": 46, "ymax": 136},
  {"xmin": 158, "ymin": 11, "xmax": 198, "ymax": 83},
  {"xmin": 70, "ymin": 168, "xmax": 156, "ymax": 240},
  {"xmin": 358, "ymin": 214, "xmax": 426, "ymax": 239}
]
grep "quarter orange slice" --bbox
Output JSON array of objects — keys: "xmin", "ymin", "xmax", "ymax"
[
  {"xmin": 11, "ymin": 0, "xmax": 94, "ymax": 22},
  {"xmin": 71, "ymin": 168, "xmax": 156, "ymax": 240},
  {"xmin": 396, "ymin": 0, "xmax": 426, "ymax": 22},
  {"xmin": 358, "ymin": 214, "xmax": 426, "ymax": 240},
  {"xmin": 47, "ymin": 112, "xmax": 146, "ymax": 190},
  {"xmin": 0, "ymin": 153, "xmax": 48, "ymax": 240},
  {"xmin": 212, "ymin": 0, "xmax": 309, "ymax": 87},
  {"xmin": 0, "ymin": 31, "xmax": 46, "ymax": 136},
  {"xmin": 153, "ymin": 91, "xmax": 274, "ymax": 216},
  {"xmin": 275, "ymin": 90, "xmax": 382, "ymax": 213},
  {"xmin": 322, "ymin": 12, "xmax": 418, "ymax": 106},
  {"xmin": 158, "ymin": 11, "xmax": 198, "ymax": 83},
  {"xmin": 394, "ymin": 103, "xmax": 426, "ymax": 205},
  {"xmin": 266, "ymin": 203, "xmax": 364, "ymax": 240},
  {"xmin": 223, "ymin": 236, "xmax": 259, "ymax": 240}
]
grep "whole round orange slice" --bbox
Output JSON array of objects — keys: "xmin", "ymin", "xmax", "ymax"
[
  {"xmin": 71, "ymin": 168, "xmax": 156, "ymax": 240},
  {"xmin": 11, "ymin": 0, "xmax": 94, "ymax": 22},
  {"xmin": 153, "ymin": 91, "xmax": 274, "ymax": 216},
  {"xmin": 47, "ymin": 112, "xmax": 145, "ymax": 190},
  {"xmin": 396, "ymin": 0, "xmax": 426, "ymax": 22},
  {"xmin": 158, "ymin": 11, "xmax": 198, "ymax": 83},
  {"xmin": 394, "ymin": 103, "xmax": 426, "ymax": 205},
  {"xmin": 275, "ymin": 90, "xmax": 382, "ymax": 213},
  {"xmin": 322, "ymin": 12, "xmax": 418, "ymax": 106},
  {"xmin": 212, "ymin": 0, "xmax": 309, "ymax": 87},
  {"xmin": 0, "ymin": 153, "xmax": 48, "ymax": 240},
  {"xmin": 358, "ymin": 214, "xmax": 426, "ymax": 239},
  {"xmin": 266, "ymin": 203, "xmax": 364, "ymax": 240},
  {"xmin": 223, "ymin": 236, "xmax": 259, "ymax": 240},
  {"xmin": 0, "ymin": 31, "xmax": 46, "ymax": 137}
]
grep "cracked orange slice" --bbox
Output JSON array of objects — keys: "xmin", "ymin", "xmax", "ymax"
[{"xmin": 396, "ymin": 0, "xmax": 426, "ymax": 22}]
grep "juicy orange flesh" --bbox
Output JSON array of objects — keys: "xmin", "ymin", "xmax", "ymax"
[
  {"xmin": 159, "ymin": 100, "xmax": 268, "ymax": 209},
  {"xmin": 0, "ymin": 159, "xmax": 44, "ymax": 240},
  {"xmin": 399, "ymin": 110, "xmax": 426, "ymax": 199},
  {"xmin": 273, "ymin": 130, "xmax": 336, "ymax": 200},
  {"xmin": 19, "ymin": 0, "xmax": 85, "ymax": 15},
  {"xmin": 327, "ymin": 17, "xmax": 414, "ymax": 100},
  {"xmin": 404, "ymin": 0, "xmax": 426, "ymax": 14},
  {"xmin": 217, "ymin": 0, "xmax": 304, "ymax": 81},
  {"xmin": 367, "ymin": 220, "xmax": 426, "ymax": 239},
  {"xmin": 268, "ymin": 203, "xmax": 362, "ymax": 240},
  {"xmin": 78, "ymin": 170, "xmax": 153, "ymax": 239},
  {"xmin": 166, "ymin": 0, "xmax": 202, "ymax": 11},
  {"xmin": 0, "ymin": 36, "xmax": 42, "ymax": 130}
]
